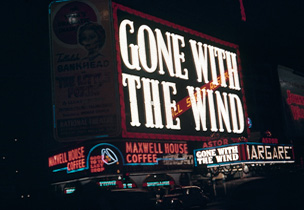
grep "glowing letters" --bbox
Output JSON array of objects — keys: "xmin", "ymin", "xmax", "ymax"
[
  {"xmin": 195, "ymin": 146, "xmax": 239, "ymax": 164},
  {"xmin": 117, "ymin": 7, "xmax": 247, "ymax": 139},
  {"xmin": 125, "ymin": 141, "xmax": 188, "ymax": 164},
  {"xmin": 48, "ymin": 146, "xmax": 86, "ymax": 172},
  {"xmin": 194, "ymin": 143, "xmax": 294, "ymax": 167},
  {"xmin": 247, "ymin": 145, "xmax": 292, "ymax": 160},
  {"xmin": 122, "ymin": 74, "xmax": 180, "ymax": 130},
  {"xmin": 119, "ymin": 20, "xmax": 189, "ymax": 79},
  {"xmin": 186, "ymin": 88, "xmax": 244, "ymax": 133}
]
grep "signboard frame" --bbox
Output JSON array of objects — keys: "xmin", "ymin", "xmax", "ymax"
[
  {"xmin": 49, "ymin": 0, "xmax": 121, "ymax": 142},
  {"xmin": 193, "ymin": 142, "xmax": 294, "ymax": 168},
  {"xmin": 113, "ymin": 3, "xmax": 249, "ymax": 141}
]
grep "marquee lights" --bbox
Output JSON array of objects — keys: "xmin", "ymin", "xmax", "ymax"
[
  {"xmin": 194, "ymin": 143, "xmax": 294, "ymax": 167},
  {"xmin": 64, "ymin": 187, "xmax": 76, "ymax": 195},
  {"xmin": 98, "ymin": 180, "xmax": 116, "ymax": 187},
  {"xmin": 114, "ymin": 4, "xmax": 248, "ymax": 139},
  {"xmin": 196, "ymin": 145, "xmax": 239, "ymax": 165},
  {"xmin": 143, "ymin": 180, "xmax": 174, "ymax": 187},
  {"xmin": 247, "ymin": 144, "xmax": 292, "ymax": 161}
]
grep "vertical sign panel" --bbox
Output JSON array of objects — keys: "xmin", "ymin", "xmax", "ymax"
[
  {"xmin": 49, "ymin": 0, "xmax": 120, "ymax": 141},
  {"xmin": 278, "ymin": 65, "xmax": 304, "ymax": 139}
]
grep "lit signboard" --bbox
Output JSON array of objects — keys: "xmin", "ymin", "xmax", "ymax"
[
  {"xmin": 194, "ymin": 142, "xmax": 294, "ymax": 167},
  {"xmin": 48, "ymin": 143, "xmax": 123, "ymax": 175},
  {"xmin": 113, "ymin": 3, "xmax": 249, "ymax": 141},
  {"xmin": 124, "ymin": 141, "xmax": 193, "ymax": 166},
  {"xmin": 48, "ymin": 140, "xmax": 193, "ymax": 182},
  {"xmin": 49, "ymin": 0, "xmax": 120, "ymax": 141},
  {"xmin": 64, "ymin": 187, "xmax": 76, "ymax": 195}
]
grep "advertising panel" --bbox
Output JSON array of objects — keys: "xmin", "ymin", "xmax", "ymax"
[
  {"xmin": 48, "ymin": 140, "xmax": 193, "ymax": 182},
  {"xmin": 113, "ymin": 3, "xmax": 249, "ymax": 141},
  {"xmin": 194, "ymin": 142, "xmax": 294, "ymax": 168},
  {"xmin": 49, "ymin": 0, "xmax": 120, "ymax": 141},
  {"xmin": 278, "ymin": 65, "xmax": 304, "ymax": 139}
]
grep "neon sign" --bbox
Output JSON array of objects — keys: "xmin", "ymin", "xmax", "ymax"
[
  {"xmin": 48, "ymin": 146, "xmax": 86, "ymax": 172},
  {"xmin": 98, "ymin": 180, "xmax": 116, "ymax": 187},
  {"xmin": 64, "ymin": 187, "xmax": 76, "ymax": 195},
  {"xmin": 143, "ymin": 181, "xmax": 174, "ymax": 187},
  {"xmin": 123, "ymin": 183, "xmax": 135, "ymax": 188},
  {"xmin": 49, "ymin": 143, "xmax": 123, "ymax": 174},
  {"xmin": 125, "ymin": 141, "xmax": 188, "ymax": 165},
  {"xmin": 101, "ymin": 148, "xmax": 119, "ymax": 165},
  {"xmin": 113, "ymin": 3, "xmax": 248, "ymax": 141}
]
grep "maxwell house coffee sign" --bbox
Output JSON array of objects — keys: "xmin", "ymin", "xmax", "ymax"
[
  {"xmin": 113, "ymin": 3, "xmax": 249, "ymax": 140},
  {"xmin": 48, "ymin": 141, "xmax": 193, "ymax": 179}
]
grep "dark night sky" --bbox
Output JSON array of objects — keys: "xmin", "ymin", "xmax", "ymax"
[{"xmin": 1, "ymin": 0, "xmax": 304, "ymax": 188}]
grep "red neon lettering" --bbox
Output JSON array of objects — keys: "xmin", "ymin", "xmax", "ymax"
[
  {"xmin": 67, "ymin": 158, "xmax": 85, "ymax": 171},
  {"xmin": 158, "ymin": 143, "xmax": 163, "ymax": 154},
  {"xmin": 262, "ymin": 138, "xmax": 278, "ymax": 144},
  {"xmin": 133, "ymin": 143, "xmax": 139, "ymax": 153},
  {"xmin": 126, "ymin": 154, "xmax": 132, "ymax": 163},
  {"xmin": 152, "ymin": 154, "xmax": 157, "ymax": 162},
  {"xmin": 138, "ymin": 154, "xmax": 142, "ymax": 162},
  {"xmin": 68, "ymin": 146, "xmax": 85, "ymax": 161},
  {"xmin": 290, "ymin": 105, "xmax": 304, "ymax": 120},
  {"xmin": 149, "ymin": 143, "xmax": 153, "ymax": 153},
  {"xmin": 90, "ymin": 155, "xmax": 105, "ymax": 173},
  {"xmin": 164, "ymin": 143, "xmax": 187, "ymax": 154},
  {"xmin": 143, "ymin": 143, "xmax": 149, "ymax": 153},
  {"xmin": 127, "ymin": 154, "xmax": 157, "ymax": 163},
  {"xmin": 126, "ymin": 142, "xmax": 132, "ymax": 153},
  {"xmin": 48, "ymin": 152, "xmax": 68, "ymax": 167},
  {"xmin": 138, "ymin": 142, "xmax": 144, "ymax": 153},
  {"xmin": 202, "ymin": 139, "xmax": 229, "ymax": 148},
  {"xmin": 132, "ymin": 154, "xmax": 138, "ymax": 163},
  {"xmin": 287, "ymin": 90, "xmax": 304, "ymax": 106},
  {"xmin": 183, "ymin": 144, "xmax": 188, "ymax": 154},
  {"xmin": 165, "ymin": 143, "xmax": 169, "ymax": 153},
  {"xmin": 172, "ymin": 71, "xmax": 229, "ymax": 118}
]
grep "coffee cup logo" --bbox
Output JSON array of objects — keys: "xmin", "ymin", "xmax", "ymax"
[{"xmin": 101, "ymin": 148, "xmax": 118, "ymax": 165}]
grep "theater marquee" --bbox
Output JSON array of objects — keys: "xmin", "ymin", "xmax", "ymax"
[{"xmin": 194, "ymin": 143, "xmax": 294, "ymax": 168}]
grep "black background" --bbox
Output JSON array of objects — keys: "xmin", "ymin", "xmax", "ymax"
[{"xmin": 1, "ymin": 0, "xmax": 304, "ymax": 201}]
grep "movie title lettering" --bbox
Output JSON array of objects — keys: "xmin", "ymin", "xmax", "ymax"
[
  {"xmin": 195, "ymin": 145, "xmax": 239, "ymax": 165},
  {"xmin": 117, "ymin": 11, "xmax": 247, "ymax": 139}
]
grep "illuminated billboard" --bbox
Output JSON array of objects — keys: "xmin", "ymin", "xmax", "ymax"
[
  {"xmin": 113, "ymin": 3, "xmax": 249, "ymax": 141},
  {"xmin": 194, "ymin": 142, "xmax": 294, "ymax": 168},
  {"xmin": 48, "ymin": 140, "xmax": 193, "ymax": 182},
  {"xmin": 49, "ymin": 0, "xmax": 248, "ymax": 142}
]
